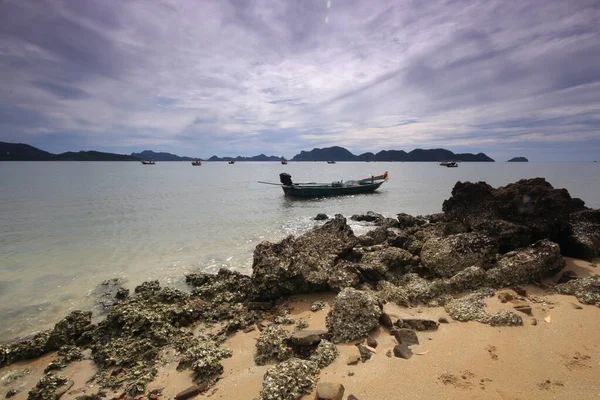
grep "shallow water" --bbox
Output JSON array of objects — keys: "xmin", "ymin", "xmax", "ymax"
[{"xmin": 1, "ymin": 161, "xmax": 599, "ymax": 341}]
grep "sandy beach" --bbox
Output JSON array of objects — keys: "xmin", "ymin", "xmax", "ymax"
[{"xmin": 2, "ymin": 257, "xmax": 598, "ymax": 400}]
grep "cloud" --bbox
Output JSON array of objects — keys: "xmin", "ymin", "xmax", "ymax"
[{"xmin": 0, "ymin": 0, "xmax": 599, "ymax": 160}]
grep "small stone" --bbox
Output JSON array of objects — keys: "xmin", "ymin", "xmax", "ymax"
[
  {"xmin": 531, "ymin": 318, "xmax": 538, "ymax": 326},
  {"xmin": 290, "ymin": 330, "xmax": 328, "ymax": 346},
  {"xmin": 497, "ymin": 291, "xmax": 514, "ymax": 303},
  {"xmin": 6, "ymin": 389, "xmax": 19, "ymax": 398},
  {"xmin": 315, "ymin": 213, "xmax": 329, "ymax": 221},
  {"xmin": 393, "ymin": 343, "xmax": 413, "ymax": 359},
  {"xmin": 395, "ymin": 318, "xmax": 439, "ymax": 331},
  {"xmin": 175, "ymin": 385, "xmax": 201, "ymax": 400},
  {"xmin": 438, "ymin": 317, "xmax": 449, "ymax": 324},
  {"xmin": 346, "ymin": 354, "xmax": 361, "ymax": 365},
  {"xmin": 310, "ymin": 301, "xmax": 326, "ymax": 312},
  {"xmin": 385, "ymin": 350, "xmax": 392, "ymax": 358},
  {"xmin": 347, "ymin": 371, "xmax": 355, "ymax": 377},
  {"xmin": 379, "ymin": 312, "xmax": 394, "ymax": 328},
  {"xmin": 315, "ymin": 382, "xmax": 345, "ymax": 400},
  {"xmin": 347, "ymin": 395, "xmax": 359, "ymax": 400},
  {"xmin": 394, "ymin": 329, "xmax": 419, "ymax": 346},
  {"xmin": 243, "ymin": 325, "xmax": 256, "ymax": 333},
  {"xmin": 569, "ymin": 302, "xmax": 583, "ymax": 310},
  {"xmin": 366, "ymin": 336, "xmax": 378, "ymax": 348},
  {"xmin": 511, "ymin": 301, "xmax": 532, "ymax": 314},
  {"xmin": 357, "ymin": 345, "xmax": 371, "ymax": 362},
  {"xmin": 512, "ymin": 286, "xmax": 528, "ymax": 297}
]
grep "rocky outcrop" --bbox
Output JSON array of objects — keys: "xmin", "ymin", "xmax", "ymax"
[
  {"xmin": 326, "ymin": 288, "xmax": 382, "ymax": 343},
  {"xmin": 420, "ymin": 233, "xmax": 498, "ymax": 277},
  {"xmin": 556, "ymin": 276, "xmax": 600, "ymax": 306},
  {"xmin": 442, "ymin": 178, "xmax": 587, "ymax": 253},
  {"xmin": 485, "ymin": 240, "xmax": 565, "ymax": 287},
  {"xmin": 251, "ymin": 215, "xmax": 359, "ymax": 298},
  {"xmin": 560, "ymin": 209, "xmax": 600, "ymax": 259}
]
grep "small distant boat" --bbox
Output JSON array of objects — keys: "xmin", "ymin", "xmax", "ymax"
[
  {"xmin": 228, "ymin": 160, "xmax": 235, "ymax": 164},
  {"xmin": 440, "ymin": 161, "xmax": 458, "ymax": 167},
  {"xmin": 327, "ymin": 161, "xmax": 336, "ymax": 164},
  {"xmin": 268, "ymin": 172, "xmax": 389, "ymax": 197},
  {"xmin": 141, "ymin": 160, "xmax": 155, "ymax": 165},
  {"xmin": 281, "ymin": 159, "xmax": 288, "ymax": 165},
  {"xmin": 191, "ymin": 159, "xmax": 202, "ymax": 166}
]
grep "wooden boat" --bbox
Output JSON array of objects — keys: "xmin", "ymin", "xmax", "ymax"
[
  {"xmin": 281, "ymin": 159, "xmax": 288, "ymax": 165},
  {"xmin": 327, "ymin": 160, "xmax": 336, "ymax": 164},
  {"xmin": 141, "ymin": 160, "xmax": 155, "ymax": 165},
  {"xmin": 228, "ymin": 160, "xmax": 235, "ymax": 164},
  {"xmin": 277, "ymin": 172, "xmax": 388, "ymax": 197},
  {"xmin": 445, "ymin": 161, "xmax": 458, "ymax": 168},
  {"xmin": 191, "ymin": 159, "xmax": 202, "ymax": 166}
]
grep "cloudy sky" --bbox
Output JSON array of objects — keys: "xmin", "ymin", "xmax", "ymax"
[{"xmin": 1, "ymin": 0, "xmax": 599, "ymax": 160}]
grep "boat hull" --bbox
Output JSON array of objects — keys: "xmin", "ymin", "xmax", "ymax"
[{"xmin": 282, "ymin": 181, "xmax": 385, "ymax": 197}]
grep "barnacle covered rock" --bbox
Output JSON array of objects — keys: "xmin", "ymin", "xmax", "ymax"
[
  {"xmin": 259, "ymin": 358, "xmax": 320, "ymax": 400},
  {"xmin": 556, "ymin": 275, "xmax": 600, "ymax": 306},
  {"xmin": 254, "ymin": 325, "xmax": 293, "ymax": 365},
  {"xmin": 309, "ymin": 339, "xmax": 338, "ymax": 368},
  {"xmin": 326, "ymin": 288, "xmax": 382, "ymax": 343}
]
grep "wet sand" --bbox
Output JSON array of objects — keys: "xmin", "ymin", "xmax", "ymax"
[{"xmin": 1, "ymin": 257, "xmax": 598, "ymax": 400}]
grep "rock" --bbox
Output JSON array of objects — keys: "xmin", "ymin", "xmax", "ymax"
[
  {"xmin": 28, "ymin": 374, "xmax": 73, "ymax": 400},
  {"xmin": 315, "ymin": 382, "xmax": 345, "ymax": 400},
  {"xmin": 511, "ymin": 301, "xmax": 532, "ymax": 314},
  {"xmin": 46, "ymin": 310, "xmax": 93, "ymax": 350},
  {"xmin": 326, "ymin": 263, "xmax": 361, "ymax": 292},
  {"xmin": 395, "ymin": 319, "xmax": 439, "ymax": 331},
  {"xmin": 420, "ymin": 233, "xmax": 498, "ymax": 278},
  {"xmin": 351, "ymin": 211, "xmax": 384, "ymax": 223},
  {"xmin": 569, "ymin": 302, "xmax": 583, "ymax": 309},
  {"xmin": 362, "ymin": 226, "xmax": 392, "ymax": 245},
  {"xmin": 438, "ymin": 317, "xmax": 449, "ymax": 324},
  {"xmin": 557, "ymin": 271, "xmax": 578, "ymax": 284},
  {"xmin": 6, "ymin": 389, "xmax": 18, "ymax": 398},
  {"xmin": 556, "ymin": 276, "xmax": 600, "ymax": 306},
  {"xmin": 247, "ymin": 301, "xmax": 274, "ymax": 310},
  {"xmin": 356, "ymin": 345, "xmax": 371, "ymax": 362},
  {"xmin": 366, "ymin": 336, "xmax": 378, "ymax": 348},
  {"xmin": 315, "ymin": 213, "xmax": 329, "ymax": 221},
  {"xmin": 346, "ymin": 353, "xmax": 361, "ymax": 365},
  {"xmin": 251, "ymin": 215, "xmax": 359, "ymax": 298},
  {"xmin": 254, "ymin": 325, "xmax": 293, "ymax": 365},
  {"xmin": 486, "ymin": 240, "xmax": 565, "ymax": 287},
  {"xmin": 379, "ymin": 312, "xmax": 394, "ymax": 328},
  {"xmin": 309, "ymin": 340, "xmax": 339, "ymax": 368},
  {"xmin": 385, "ymin": 349, "xmax": 392, "ymax": 357},
  {"xmin": 310, "ymin": 301, "xmax": 326, "ymax": 312},
  {"xmin": 443, "ymin": 266, "xmax": 487, "ymax": 293},
  {"xmin": 115, "ymin": 287, "xmax": 129, "ymax": 300},
  {"xmin": 531, "ymin": 318, "xmax": 538, "ymax": 325},
  {"xmin": 442, "ymin": 178, "xmax": 586, "ymax": 245},
  {"xmin": 290, "ymin": 330, "xmax": 328, "ymax": 347},
  {"xmin": 357, "ymin": 247, "xmax": 414, "ymax": 280},
  {"xmin": 259, "ymin": 358, "xmax": 319, "ymax": 400},
  {"xmin": 397, "ymin": 213, "xmax": 426, "ymax": 229},
  {"xmin": 347, "ymin": 395, "xmax": 359, "ymax": 400},
  {"xmin": 489, "ymin": 311, "xmax": 523, "ymax": 326},
  {"xmin": 512, "ymin": 286, "xmax": 528, "ymax": 296},
  {"xmin": 471, "ymin": 219, "xmax": 532, "ymax": 254},
  {"xmin": 175, "ymin": 385, "xmax": 201, "ymax": 400},
  {"xmin": 560, "ymin": 209, "xmax": 600, "ymax": 259},
  {"xmin": 393, "ymin": 344, "xmax": 413, "ymax": 359},
  {"xmin": 497, "ymin": 291, "xmax": 515, "ymax": 303},
  {"xmin": 394, "ymin": 329, "xmax": 419, "ymax": 346},
  {"xmin": 326, "ymin": 288, "xmax": 382, "ymax": 343}
]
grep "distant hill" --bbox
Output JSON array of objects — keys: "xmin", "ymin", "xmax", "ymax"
[
  {"xmin": 131, "ymin": 150, "xmax": 195, "ymax": 161},
  {"xmin": 207, "ymin": 154, "xmax": 284, "ymax": 162},
  {"xmin": 0, "ymin": 142, "xmax": 56, "ymax": 161},
  {"xmin": 291, "ymin": 146, "xmax": 494, "ymax": 162},
  {"xmin": 507, "ymin": 157, "xmax": 529, "ymax": 162},
  {"xmin": 0, "ymin": 142, "xmax": 139, "ymax": 161}
]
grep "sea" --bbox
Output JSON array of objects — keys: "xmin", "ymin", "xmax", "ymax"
[{"xmin": 1, "ymin": 161, "xmax": 599, "ymax": 342}]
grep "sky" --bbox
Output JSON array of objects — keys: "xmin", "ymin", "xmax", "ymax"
[{"xmin": 0, "ymin": 0, "xmax": 599, "ymax": 161}]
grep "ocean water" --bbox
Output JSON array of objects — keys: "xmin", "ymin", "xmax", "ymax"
[{"xmin": 1, "ymin": 161, "xmax": 599, "ymax": 342}]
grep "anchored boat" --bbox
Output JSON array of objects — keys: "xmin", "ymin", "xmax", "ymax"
[
  {"xmin": 141, "ymin": 160, "xmax": 155, "ymax": 165},
  {"xmin": 274, "ymin": 172, "xmax": 388, "ymax": 197}
]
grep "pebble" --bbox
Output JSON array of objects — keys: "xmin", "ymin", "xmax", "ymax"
[
  {"xmin": 438, "ymin": 317, "xmax": 449, "ymax": 324},
  {"xmin": 175, "ymin": 385, "xmax": 201, "ymax": 400},
  {"xmin": 393, "ymin": 343, "xmax": 413, "ymax": 359},
  {"xmin": 366, "ymin": 336, "xmax": 378, "ymax": 348},
  {"xmin": 315, "ymin": 382, "xmax": 345, "ymax": 400},
  {"xmin": 531, "ymin": 318, "xmax": 538, "ymax": 326}
]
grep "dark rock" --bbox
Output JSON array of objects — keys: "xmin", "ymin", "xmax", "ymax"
[
  {"xmin": 310, "ymin": 301, "xmax": 326, "ymax": 312},
  {"xmin": 356, "ymin": 344, "xmax": 371, "ymax": 362},
  {"xmin": 395, "ymin": 319, "xmax": 439, "ymax": 331},
  {"xmin": 346, "ymin": 353, "xmax": 360, "ymax": 365},
  {"xmin": 134, "ymin": 280, "xmax": 161, "ymax": 295},
  {"xmin": 315, "ymin": 213, "xmax": 329, "ymax": 221},
  {"xmin": 442, "ymin": 178, "xmax": 586, "ymax": 249},
  {"xmin": 497, "ymin": 291, "xmax": 515, "ymax": 303},
  {"xmin": 512, "ymin": 286, "xmax": 528, "ymax": 297},
  {"xmin": 556, "ymin": 276, "xmax": 600, "ymax": 306},
  {"xmin": 444, "ymin": 266, "xmax": 487, "ymax": 293},
  {"xmin": 175, "ymin": 385, "xmax": 201, "ymax": 400},
  {"xmin": 309, "ymin": 340, "xmax": 338, "ymax": 368},
  {"xmin": 511, "ymin": 301, "xmax": 532, "ymax": 314},
  {"xmin": 486, "ymin": 240, "xmax": 565, "ymax": 287},
  {"xmin": 351, "ymin": 211, "xmax": 384, "ymax": 223},
  {"xmin": 315, "ymin": 382, "xmax": 345, "ymax": 400},
  {"xmin": 115, "ymin": 287, "xmax": 129, "ymax": 300},
  {"xmin": 393, "ymin": 344, "xmax": 413, "ymax": 359},
  {"xmin": 254, "ymin": 325, "xmax": 293, "ymax": 365},
  {"xmin": 6, "ymin": 389, "xmax": 18, "ymax": 398},
  {"xmin": 420, "ymin": 233, "xmax": 498, "ymax": 277},
  {"xmin": 366, "ymin": 336, "xmax": 378, "ymax": 348},
  {"xmin": 438, "ymin": 317, "xmax": 449, "ymax": 324},
  {"xmin": 326, "ymin": 264, "xmax": 361, "ymax": 292},
  {"xmin": 28, "ymin": 374, "xmax": 73, "ymax": 400},
  {"xmin": 393, "ymin": 329, "xmax": 419, "ymax": 346},
  {"xmin": 560, "ymin": 209, "xmax": 600, "ymax": 259},
  {"xmin": 397, "ymin": 213, "xmax": 426, "ymax": 229},
  {"xmin": 379, "ymin": 313, "xmax": 394, "ymax": 328},
  {"xmin": 326, "ymin": 288, "xmax": 382, "ymax": 343},
  {"xmin": 247, "ymin": 301, "xmax": 274, "ymax": 310},
  {"xmin": 251, "ymin": 215, "xmax": 359, "ymax": 298},
  {"xmin": 471, "ymin": 219, "xmax": 532, "ymax": 253},
  {"xmin": 361, "ymin": 226, "xmax": 392, "ymax": 245},
  {"xmin": 289, "ymin": 330, "xmax": 328, "ymax": 347},
  {"xmin": 347, "ymin": 395, "xmax": 359, "ymax": 400},
  {"xmin": 557, "ymin": 271, "xmax": 578, "ymax": 284}
]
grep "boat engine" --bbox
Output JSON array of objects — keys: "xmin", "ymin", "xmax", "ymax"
[{"xmin": 279, "ymin": 173, "xmax": 293, "ymax": 186}]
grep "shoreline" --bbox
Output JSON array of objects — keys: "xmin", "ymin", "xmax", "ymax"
[{"xmin": 1, "ymin": 177, "xmax": 600, "ymax": 400}]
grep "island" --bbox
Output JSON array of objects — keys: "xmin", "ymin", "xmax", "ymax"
[{"xmin": 507, "ymin": 157, "xmax": 529, "ymax": 162}]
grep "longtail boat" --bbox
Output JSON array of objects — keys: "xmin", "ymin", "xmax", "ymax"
[
  {"xmin": 191, "ymin": 159, "xmax": 202, "ymax": 166},
  {"xmin": 275, "ymin": 172, "xmax": 388, "ymax": 197},
  {"xmin": 141, "ymin": 160, "xmax": 155, "ymax": 165}
]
